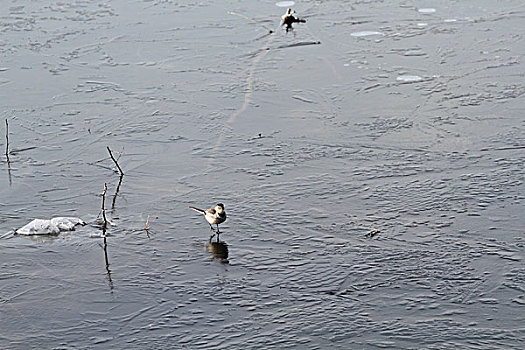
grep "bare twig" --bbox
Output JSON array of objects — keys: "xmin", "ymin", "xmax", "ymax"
[
  {"xmin": 111, "ymin": 174, "xmax": 124, "ymax": 210},
  {"xmin": 144, "ymin": 215, "xmax": 150, "ymax": 238},
  {"xmin": 107, "ymin": 146, "xmax": 124, "ymax": 176},
  {"xmin": 5, "ymin": 119, "xmax": 9, "ymax": 161},
  {"xmin": 115, "ymin": 146, "xmax": 124, "ymax": 162},
  {"xmin": 101, "ymin": 183, "xmax": 108, "ymax": 232},
  {"xmin": 366, "ymin": 229, "xmax": 380, "ymax": 238},
  {"xmin": 145, "ymin": 215, "xmax": 150, "ymax": 230},
  {"xmin": 4, "ymin": 119, "xmax": 12, "ymax": 185}
]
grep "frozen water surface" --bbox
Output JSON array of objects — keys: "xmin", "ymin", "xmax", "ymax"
[{"xmin": 1, "ymin": 0, "xmax": 524, "ymax": 349}]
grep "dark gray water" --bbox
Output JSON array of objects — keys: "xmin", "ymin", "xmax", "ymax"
[{"xmin": 1, "ymin": 0, "xmax": 524, "ymax": 349}]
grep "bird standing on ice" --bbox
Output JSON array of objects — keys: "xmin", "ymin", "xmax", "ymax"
[
  {"xmin": 280, "ymin": 8, "xmax": 306, "ymax": 31},
  {"xmin": 189, "ymin": 203, "xmax": 227, "ymax": 233}
]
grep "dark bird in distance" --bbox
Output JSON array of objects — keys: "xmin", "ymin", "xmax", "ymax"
[{"xmin": 281, "ymin": 8, "xmax": 306, "ymax": 32}]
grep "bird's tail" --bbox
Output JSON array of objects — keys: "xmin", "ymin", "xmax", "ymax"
[
  {"xmin": 295, "ymin": 18, "xmax": 306, "ymax": 23},
  {"xmin": 189, "ymin": 206, "xmax": 205, "ymax": 213}
]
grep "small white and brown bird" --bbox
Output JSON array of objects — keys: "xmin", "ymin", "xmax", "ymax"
[
  {"xmin": 189, "ymin": 203, "xmax": 227, "ymax": 233},
  {"xmin": 280, "ymin": 8, "xmax": 306, "ymax": 31}
]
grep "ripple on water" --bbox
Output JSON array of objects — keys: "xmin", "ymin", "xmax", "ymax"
[{"xmin": 418, "ymin": 8, "xmax": 437, "ymax": 14}]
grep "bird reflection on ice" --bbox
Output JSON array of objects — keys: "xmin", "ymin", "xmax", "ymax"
[{"xmin": 206, "ymin": 240, "xmax": 229, "ymax": 264}]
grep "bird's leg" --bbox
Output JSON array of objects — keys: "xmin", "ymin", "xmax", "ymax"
[
  {"xmin": 216, "ymin": 224, "xmax": 220, "ymax": 233},
  {"xmin": 209, "ymin": 223, "xmax": 216, "ymax": 241},
  {"xmin": 216, "ymin": 232, "xmax": 220, "ymax": 243}
]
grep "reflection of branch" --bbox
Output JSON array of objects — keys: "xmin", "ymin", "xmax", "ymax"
[
  {"xmin": 111, "ymin": 174, "xmax": 124, "ymax": 210},
  {"xmin": 100, "ymin": 183, "xmax": 113, "ymax": 291},
  {"xmin": 6, "ymin": 156, "xmax": 12, "ymax": 186},
  {"xmin": 103, "ymin": 235, "xmax": 113, "ymax": 291},
  {"xmin": 107, "ymin": 147, "xmax": 124, "ymax": 176}
]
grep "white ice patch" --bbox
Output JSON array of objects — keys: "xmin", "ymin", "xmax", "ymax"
[
  {"xmin": 418, "ymin": 8, "xmax": 436, "ymax": 14},
  {"xmin": 16, "ymin": 217, "xmax": 86, "ymax": 235},
  {"xmin": 350, "ymin": 31, "xmax": 384, "ymax": 37},
  {"xmin": 276, "ymin": 1, "xmax": 295, "ymax": 7},
  {"xmin": 396, "ymin": 75, "xmax": 423, "ymax": 83}
]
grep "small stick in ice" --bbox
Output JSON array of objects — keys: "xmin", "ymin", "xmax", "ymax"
[
  {"xmin": 4, "ymin": 119, "xmax": 12, "ymax": 185},
  {"xmin": 366, "ymin": 229, "xmax": 380, "ymax": 238},
  {"xmin": 144, "ymin": 215, "xmax": 150, "ymax": 238},
  {"xmin": 101, "ymin": 183, "xmax": 108, "ymax": 231},
  {"xmin": 5, "ymin": 119, "xmax": 9, "ymax": 161},
  {"xmin": 145, "ymin": 215, "xmax": 150, "ymax": 231},
  {"xmin": 107, "ymin": 146, "xmax": 124, "ymax": 176},
  {"xmin": 111, "ymin": 173, "xmax": 124, "ymax": 210}
]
